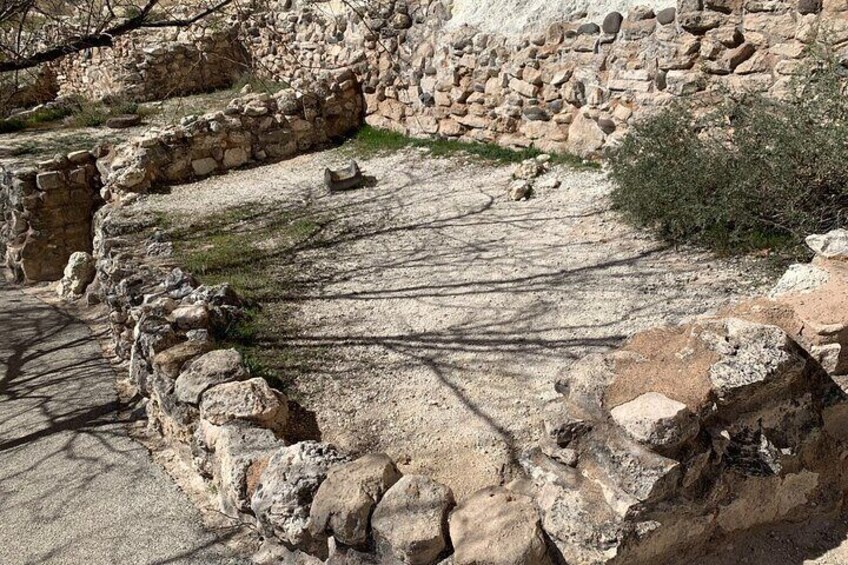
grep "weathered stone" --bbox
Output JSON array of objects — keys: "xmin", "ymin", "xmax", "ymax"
[
  {"xmin": 252, "ymin": 441, "xmax": 349, "ymax": 551},
  {"xmin": 200, "ymin": 377, "xmax": 289, "ymax": 432},
  {"xmin": 449, "ymin": 486, "xmax": 551, "ymax": 565},
  {"xmin": 806, "ymin": 229, "xmax": 848, "ymax": 260},
  {"xmin": 372, "ymin": 475, "xmax": 455, "ymax": 565},
  {"xmin": 174, "ymin": 348, "xmax": 248, "ymax": 404},
  {"xmin": 168, "ymin": 303, "xmax": 209, "ymax": 330},
  {"xmin": 309, "ymin": 453, "xmax": 402, "ymax": 548},
  {"xmin": 509, "ymin": 180, "xmax": 533, "ymax": 201},
  {"xmin": 610, "ymin": 392, "xmax": 700, "ymax": 452},
  {"xmin": 153, "ymin": 340, "xmax": 213, "ymax": 380},
  {"xmin": 602, "ymin": 12, "xmax": 624, "ymax": 34},
  {"xmin": 57, "ymin": 251, "xmax": 96, "ymax": 297}
]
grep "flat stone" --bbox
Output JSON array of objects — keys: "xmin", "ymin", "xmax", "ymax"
[{"xmin": 610, "ymin": 392, "xmax": 700, "ymax": 452}]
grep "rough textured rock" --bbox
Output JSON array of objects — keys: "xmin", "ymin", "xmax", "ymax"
[
  {"xmin": 309, "ymin": 453, "xmax": 403, "ymax": 548},
  {"xmin": 57, "ymin": 251, "xmax": 96, "ymax": 297},
  {"xmin": 372, "ymin": 475, "xmax": 455, "ymax": 565},
  {"xmin": 252, "ymin": 442, "xmax": 350, "ymax": 552},
  {"xmin": 449, "ymin": 486, "xmax": 551, "ymax": 565},
  {"xmin": 193, "ymin": 421, "xmax": 281, "ymax": 516},
  {"xmin": 174, "ymin": 348, "xmax": 248, "ymax": 404},
  {"xmin": 527, "ymin": 316, "xmax": 848, "ymax": 564},
  {"xmin": 806, "ymin": 229, "xmax": 848, "ymax": 260},
  {"xmin": 200, "ymin": 377, "xmax": 289, "ymax": 433},
  {"xmin": 609, "ymin": 392, "xmax": 699, "ymax": 453}
]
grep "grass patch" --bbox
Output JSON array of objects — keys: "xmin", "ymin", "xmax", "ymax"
[
  {"xmin": 348, "ymin": 125, "xmax": 599, "ymax": 169},
  {"xmin": 162, "ymin": 204, "xmax": 324, "ymax": 394}
]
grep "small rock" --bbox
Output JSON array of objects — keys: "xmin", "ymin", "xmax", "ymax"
[
  {"xmin": 610, "ymin": 392, "xmax": 700, "ymax": 452},
  {"xmin": 57, "ymin": 251, "xmax": 96, "ymax": 298},
  {"xmin": 509, "ymin": 180, "xmax": 533, "ymax": 201},
  {"xmin": 806, "ymin": 229, "xmax": 848, "ymax": 260}
]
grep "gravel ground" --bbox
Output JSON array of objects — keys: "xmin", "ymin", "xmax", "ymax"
[{"xmin": 138, "ymin": 146, "xmax": 772, "ymax": 499}]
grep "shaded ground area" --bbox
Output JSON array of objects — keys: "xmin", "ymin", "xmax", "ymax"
[
  {"xmin": 0, "ymin": 282, "xmax": 244, "ymax": 565},
  {"xmin": 140, "ymin": 146, "xmax": 773, "ymax": 499}
]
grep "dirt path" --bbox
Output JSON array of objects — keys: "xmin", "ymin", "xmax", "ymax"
[
  {"xmin": 0, "ymin": 282, "xmax": 245, "ymax": 565},
  {"xmin": 139, "ymin": 147, "xmax": 770, "ymax": 499}
]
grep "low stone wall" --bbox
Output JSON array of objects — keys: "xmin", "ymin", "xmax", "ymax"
[
  {"xmin": 98, "ymin": 74, "xmax": 363, "ymax": 197},
  {"xmin": 0, "ymin": 78, "xmax": 363, "ymax": 283},
  {"xmin": 0, "ymin": 151, "xmax": 100, "ymax": 282},
  {"xmin": 55, "ymin": 28, "xmax": 250, "ymax": 102},
  {"xmin": 75, "ymin": 172, "xmax": 848, "ymax": 564}
]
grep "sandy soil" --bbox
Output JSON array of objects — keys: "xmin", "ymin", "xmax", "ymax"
[{"xmin": 137, "ymin": 146, "xmax": 773, "ymax": 500}]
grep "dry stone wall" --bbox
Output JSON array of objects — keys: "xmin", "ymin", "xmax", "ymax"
[
  {"xmin": 47, "ymin": 1, "xmax": 847, "ymax": 157},
  {"xmin": 79, "ymin": 184, "xmax": 848, "ymax": 564},
  {"xmin": 247, "ymin": 0, "xmax": 845, "ymax": 157},
  {"xmin": 0, "ymin": 79, "xmax": 363, "ymax": 282},
  {"xmin": 55, "ymin": 28, "xmax": 250, "ymax": 102},
  {"xmin": 0, "ymin": 151, "xmax": 100, "ymax": 282}
]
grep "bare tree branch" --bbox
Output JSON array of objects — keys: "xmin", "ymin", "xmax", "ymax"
[{"xmin": 0, "ymin": 0, "xmax": 234, "ymax": 73}]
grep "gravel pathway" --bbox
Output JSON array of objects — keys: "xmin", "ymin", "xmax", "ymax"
[
  {"xmin": 139, "ymin": 147, "xmax": 771, "ymax": 498},
  {"xmin": 0, "ymin": 282, "xmax": 243, "ymax": 565}
]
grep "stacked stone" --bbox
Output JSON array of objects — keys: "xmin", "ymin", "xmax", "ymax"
[
  {"xmin": 99, "ymin": 76, "xmax": 363, "ymax": 197},
  {"xmin": 55, "ymin": 28, "xmax": 249, "ymax": 102},
  {"xmin": 238, "ymin": 0, "xmax": 838, "ymax": 157},
  {"xmin": 0, "ymin": 150, "xmax": 99, "ymax": 282}
]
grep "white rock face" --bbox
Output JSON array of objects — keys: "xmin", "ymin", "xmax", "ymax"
[
  {"xmin": 769, "ymin": 263, "xmax": 829, "ymax": 297},
  {"xmin": 806, "ymin": 229, "xmax": 848, "ymax": 260},
  {"xmin": 447, "ymin": 0, "xmax": 675, "ymax": 35}
]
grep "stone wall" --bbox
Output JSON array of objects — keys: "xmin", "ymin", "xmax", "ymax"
[
  {"xmin": 80, "ymin": 181, "xmax": 848, "ymax": 564},
  {"xmin": 97, "ymin": 74, "xmax": 363, "ymax": 196},
  {"xmin": 45, "ymin": 1, "xmax": 846, "ymax": 157},
  {"xmin": 0, "ymin": 151, "xmax": 100, "ymax": 282},
  {"xmin": 0, "ymin": 79, "xmax": 363, "ymax": 283},
  {"xmin": 247, "ymin": 0, "xmax": 843, "ymax": 157},
  {"xmin": 55, "ymin": 28, "xmax": 250, "ymax": 102}
]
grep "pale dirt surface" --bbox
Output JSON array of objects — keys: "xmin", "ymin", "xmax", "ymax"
[{"xmin": 137, "ymin": 146, "xmax": 775, "ymax": 501}]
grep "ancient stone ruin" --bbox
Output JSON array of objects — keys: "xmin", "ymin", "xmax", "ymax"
[{"xmin": 3, "ymin": 1, "xmax": 848, "ymax": 564}]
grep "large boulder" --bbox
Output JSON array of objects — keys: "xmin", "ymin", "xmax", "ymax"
[
  {"xmin": 371, "ymin": 475, "xmax": 455, "ymax": 565},
  {"xmin": 308, "ymin": 453, "xmax": 402, "ymax": 548},
  {"xmin": 200, "ymin": 377, "xmax": 289, "ymax": 433},
  {"xmin": 449, "ymin": 486, "xmax": 551, "ymax": 565},
  {"xmin": 174, "ymin": 348, "xmax": 248, "ymax": 404},
  {"xmin": 252, "ymin": 442, "xmax": 349, "ymax": 553},
  {"xmin": 525, "ymin": 317, "xmax": 848, "ymax": 564}
]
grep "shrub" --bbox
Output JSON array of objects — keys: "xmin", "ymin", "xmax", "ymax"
[{"xmin": 608, "ymin": 51, "xmax": 848, "ymax": 257}]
